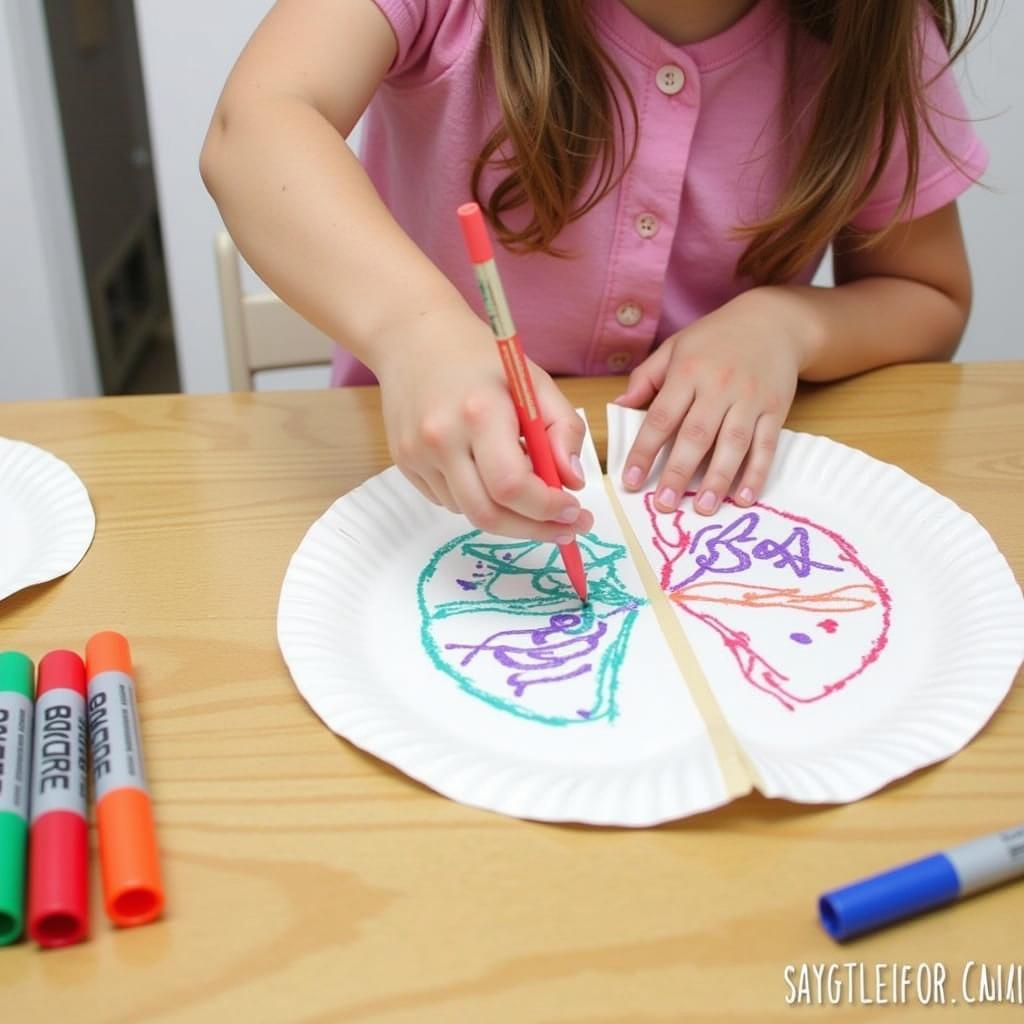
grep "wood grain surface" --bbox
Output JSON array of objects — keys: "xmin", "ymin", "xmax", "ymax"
[{"xmin": 1, "ymin": 362, "xmax": 1021, "ymax": 1023}]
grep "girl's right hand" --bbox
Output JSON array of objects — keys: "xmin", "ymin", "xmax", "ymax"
[{"xmin": 374, "ymin": 307, "xmax": 594, "ymax": 543}]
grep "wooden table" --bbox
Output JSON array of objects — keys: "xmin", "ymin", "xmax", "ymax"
[{"xmin": 1, "ymin": 363, "xmax": 1021, "ymax": 1022}]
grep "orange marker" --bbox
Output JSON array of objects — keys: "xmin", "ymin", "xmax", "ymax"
[{"xmin": 85, "ymin": 631, "xmax": 164, "ymax": 927}]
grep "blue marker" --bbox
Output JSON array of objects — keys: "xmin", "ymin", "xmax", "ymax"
[{"xmin": 820, "ymin": 824, "xmax": 1024, "ymax": 941}]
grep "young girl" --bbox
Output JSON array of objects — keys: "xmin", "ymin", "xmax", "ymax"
[{"xmin": 201, "ymin": 0, "xmax": 989, "ymax": 545}]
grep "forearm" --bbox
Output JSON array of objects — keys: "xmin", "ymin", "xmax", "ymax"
[
  {"xmin": 200, "ymin": 97, "xmax": 472, "ymax": 372},
  {"xmin": 751, "ymin": 276, "xmax": 968, "ymax": 382}
]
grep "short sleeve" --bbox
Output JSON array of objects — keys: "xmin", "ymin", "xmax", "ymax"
[
  {"xmin": 369, "ymin": 0, "xmax": 479, "ymax": 85},
  {"xmin": 849, "ymin": 11, "xmax": 988, "ymax": 232}
]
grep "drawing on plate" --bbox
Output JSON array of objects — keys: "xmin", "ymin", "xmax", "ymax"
[
  {"xmin": 418, "ymin": 532, "xmax": 645, "ymax": 725},
  {"xmin": 645, "ymin": 492, "xmax": 891, "ymax": 710}
]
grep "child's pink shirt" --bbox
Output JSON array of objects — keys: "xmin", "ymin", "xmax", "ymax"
[{"xmin": 331, "ymin": 0, "xmax": 987, "ymax": 386}]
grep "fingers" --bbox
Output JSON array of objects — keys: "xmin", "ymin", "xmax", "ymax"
[
  {"xmin": 613, "ymin": 343, "xmax": 672, "ymax": 408},
  {"xmin": 621, "ymin": 381, "xmax": 696, "ymax": 494},
  {"xmin": 547, "ymin": 415, "xmax": 587, "ymax": 490},
  {"xmin": 466, "ymin": 400, "xmax": 587, "ymax": 526},
  {"xmin": 646, "ymin": 408, "xmax": 781, "ymax": 516},
  {"xmin": 394, "ymin": 374, "xmax": 597, "ymax": 542},
  {"xmin": 733, "ymin": 413, "xmax": 782, "ymax": 507},
  {"xmin": 651, "ymin": 397, "xmax": 730, "ymax": 512},
  {"xmin": 534, "ymin": 370, "xmax": 587, "ymax": 489},
  {"xmin": 690, "ymin": 405, "xmax": 757, "ymax": 516},
  {"xmin": 473, "ymin": 438, "xmax": 583, "ymax": 527},
  {"xmin": 447, "ymin": 453, "xmax": 593, "ymax": 542}
]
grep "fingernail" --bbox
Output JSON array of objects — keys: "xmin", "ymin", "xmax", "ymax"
[
  {"xmin": 556, "ymin": 506, "xmax": 580, "ymax": 524},
  {"xmin": 696, "ymin": 490, "xmax": 717, "ymax": 514},
  {"xmin": 624, "ymin": 466, "xmax": 643, "ymax": 488},
  {"xmin": 570, "ymin": 453, "xmax": 584, "ymax": 481},
  {"xmin": 612, "ymin": 394, "xmax": 628, "ymax": 404},
  {"xmin": 555, "ymin": 532, "xmax": 574, "ymax": 546},
  {"xmin": 738, "ymin": 487, "xmax": 755, "ymax": 505},
  {"xmin": 656, "ymin": 487, "xmax": 679, "ymax": 510}
]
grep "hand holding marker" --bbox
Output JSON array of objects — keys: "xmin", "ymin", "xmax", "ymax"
[
  {"xmin": 0, "ymin": 652, "xmax": 34, "ymax": 945},
  {"xmin": 457, "ymin": 202, "xmax": 589, "ymax": 603},
  {"xmin": 86, "ymin": 631, "xmax": 164, "ymax": 927}
]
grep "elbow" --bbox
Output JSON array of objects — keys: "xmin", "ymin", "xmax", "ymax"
[
  {"xmin": 939, "ymin": 272, "xmax": 973, "ymax": 361},
  {"xmin": 199, "ymin": 108, "xmax": 229, "ymax": 200}
]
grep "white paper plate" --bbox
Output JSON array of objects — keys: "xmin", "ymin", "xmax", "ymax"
[
  {"xmin": 279, "ymin": 411, "xmax": 1023, "ymax": 826},
  {"xmin": 608, "ymin": 404, "xmax": 1024, "ymax": 804},
  {"xmin": 0, "ymin": 437, "xmax": 95, "ymax": 602}
]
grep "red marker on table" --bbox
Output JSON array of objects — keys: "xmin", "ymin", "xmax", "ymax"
[
  {"xmin": 28, "ymin": 650, "xmax": 89, "ymax": 948},
  {"xmin": 456, "ymin": 202, "xmax": 588, "ymax": 602}
]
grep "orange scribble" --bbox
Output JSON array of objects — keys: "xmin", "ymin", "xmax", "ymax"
[{"xmin": 670, "ymin": 582, "xmax": 877, "ymax": 614}]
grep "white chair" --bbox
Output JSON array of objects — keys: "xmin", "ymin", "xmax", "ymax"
[{"xmin": 214, "ymin": 230, "xmax": 334, "ymax": 391}]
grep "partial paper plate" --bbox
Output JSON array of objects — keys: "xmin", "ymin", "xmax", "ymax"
[
  {"xmin": 608, "ymin": 404, "xmax": 1024, "ymax": 804},
  {"xmin": 0, "ymin": 437, "xmax": 96, "ymax": 602}
]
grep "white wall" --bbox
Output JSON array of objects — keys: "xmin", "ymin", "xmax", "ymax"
[
  {"xmin": 136, "ymin": 1, "xmax": 1022, "ymax": 396},
  {"xmin": 0, "ymin": 2, "xmax": 99, "ymax": 401},
  {"xmin": 955, "ymin": 0, "xmax": 1024, "ymax": 360}
]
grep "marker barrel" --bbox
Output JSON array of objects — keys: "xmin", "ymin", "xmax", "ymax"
[
  {"xmin": 0, "ymin": 651, "xmax": 34, "ymax": 946},
  {"xmin": 28, "ymin": 650, "xmax": 89, "ymax": 948},
  {"xmin": 86, "ymin": 631, "xmax": 164, "ymax": 927}
]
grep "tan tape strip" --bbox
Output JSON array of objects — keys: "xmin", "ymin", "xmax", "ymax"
[{"xmin": 603, "ymin": 476, "xmax": 757, "ymax": 798}]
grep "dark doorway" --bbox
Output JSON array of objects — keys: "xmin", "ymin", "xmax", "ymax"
[{"xmin": 43, "ymin": 0, "xmax": 179, "ymax": 394}]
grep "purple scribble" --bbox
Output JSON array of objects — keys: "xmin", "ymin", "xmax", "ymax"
[
  {"xmin": 675, "ymin": 511, "xmax": 843, "ymax": 590},
  {"xmin": 577, "ymin": 709, "xmax": 591, "ymax": 719},
  {"xmin": 456, "ymin": 579, "xmax": 478, "ymax": 591},
  {"xmin": 790, "ymin": 632, "xmax": 812, "ymax": 645},
  {"xmin": 444, "ymin": 613, "xmax": 607, "ymax": 697}
]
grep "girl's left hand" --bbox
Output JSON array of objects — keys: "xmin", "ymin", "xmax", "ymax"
[{"xmin": 617, "ymin": 288, "xmax": 810, "ymax": 515}]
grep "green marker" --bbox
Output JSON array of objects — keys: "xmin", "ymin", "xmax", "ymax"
[{"xmin": 0, "ymin": 651, "xmax": 34, "ymax": 945}]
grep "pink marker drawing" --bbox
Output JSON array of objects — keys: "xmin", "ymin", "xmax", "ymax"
[{"xmin": 646, "ymin": 493, "xmax": 892, "ymax": 711}]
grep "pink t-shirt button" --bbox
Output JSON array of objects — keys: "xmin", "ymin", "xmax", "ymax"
[
  {"xmin": 616, "ymin": 301, "xmax": 643, "ymax": 327},
  {"xmin": 634, "ymin": 213, "xmax": 659, "ymax": 238},
  {"xmin": 606, "ymin": 351, "xmax": 634, "ymax": 372},
  {"xmin": 656, "ymin": 65, "xmax": 686, "ymax": 95}
]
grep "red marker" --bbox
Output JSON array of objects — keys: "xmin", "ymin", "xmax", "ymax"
[
  {"xmin": 456, "ymin": 202, "xmax": 588, "ymax": 602},
  {"xmin": 28, "ymin": 650, "xmax": 89, "ymax": 948},
  {"xmin": 85, "ymin": 632, "xmax": 164, "ymax": 928}
]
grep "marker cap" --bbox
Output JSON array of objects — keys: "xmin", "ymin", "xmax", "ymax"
[
  {"xmin": 0, "ymin": 650, "xmax": 33, "ymax": 698},
  {"xmin": 86, "ymin": 630, "xmax": 133, "ymax": 677},
  {"xmin": 38, "ymin": 649, "xmax": 87, "ymax": 698},
  {"xmin": 29, "ymin": 649, "xmax": 89, "ymax": 948},
  {"xmin": 819, "ymin": 852, "xmax": 961, "ymax": 941},
  {"xmin": 28, "ymin": 814, "xmax": 89, "ymax": 948},
  {"xmin": 0, "ymin": 651, "xmax": 34, "ymax": 945},
  {"xmin": 457, "ymin": 203, "xmax": 494, "ymax": 264},
  {"xmin": 97, "ymin": 789, "xmax": 164, "ymax": 927}
]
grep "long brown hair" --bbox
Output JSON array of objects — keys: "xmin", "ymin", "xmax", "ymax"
[{"xmin": 471, "ymin": 1, "xmax": 989, "ymax": 283}]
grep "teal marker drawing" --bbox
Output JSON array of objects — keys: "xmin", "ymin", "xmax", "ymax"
[
  {"xmin": 418, "ymin": 532, "xmax": 644, "ymax": 726},
  {"xmin": 0, "ymin": 651, "xmax": 34, "ymax": 945}
]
